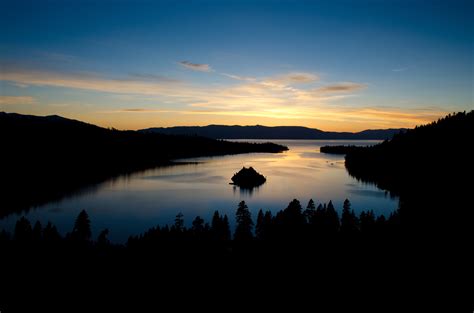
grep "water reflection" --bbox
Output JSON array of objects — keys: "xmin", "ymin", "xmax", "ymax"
[
  {"xmin": 0, "ymin": 140, "xmax": 398, "ymax": 243},
  {"xmin": 233, "ymin": 184, "xmax": 262, "ymax": 197}
]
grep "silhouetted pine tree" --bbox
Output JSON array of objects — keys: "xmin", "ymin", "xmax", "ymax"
[
  {"xmin": 174, "ymin": 212, "xmax": 185, "ymax": 232},
  {"xmin": 304, "ymin": 199, "xmax": 316, "ymax": 224},
  {"xmin": 282, "ymin": 199, "xmax": 305, "ymax": 226},
  {"xmin": 222, "ymin": 215, "xmax": 231, "ymax": 241},
  {"xmin": 211, "ymin": 211, "xmax": 230, "ymax": 241},
  {"xmin": 312, "ymin": 203, "xmax": 325, "ymax": 230},
  {"xmin": 97, "ymin": 229, "xmax": 110, "ymax": 246},
  {"xmin": 43, "ymin": 221, "xmax": 61, "ymax": 242},
  {"xmin": 192, "ymin": 216, "xmax": 205, "ymax": 239},
  {"xmin": 256, "ymin": 209, "xmax": 265, "ymax": 240},
  {"xmin": 71, "ymin": 210, "xmax": 92, "ymax": 242},
  {"xmin": 192, "ymin": 216, "xmax": 204, "ymax": 232},
  {"xmin": 211, "ymin": 210, "xmax": 221, "ymax": 237},
  {"xmin": 234, "ymin": 201, "xmax": 253, "ymax": 241},
  {"xmin": 256, "ymin": 210, "xmax": 274, "ymax": 240},
  {"xmin": 341, "ymin": 199, "xmax": 359, "ymax": 233},
  {"xmin": 326, "ymin": 201, "xmax": 340, "ymax": 233}
]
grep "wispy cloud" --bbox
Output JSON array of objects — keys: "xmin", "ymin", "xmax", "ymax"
[
  {"xmin": 0, "ymin": 69, "xmax": 188, "ymax": 97},
  {"xmin": 119, "ymin": 108, "xmax": 176, "ymax": 113},
  {"xmin": 12, "ymin": 82, "xmax": 29, "ymax": 88},
  {"xmin": 392, "ymin": 67, "xmax": 408, "ymax": 72},
  {"xmin": 179, "ymin": 61, "xmax": 212, "ymax": 72},
  {"xmin": 221, "ymin": 73, "xmax": 256, "ymax": 82},
  {"xmin": 0, "ymin": 96, "xmax": 36, "ymax": 105},
  {"xmin": 312, "ymin": 82, "xmax": 367, "ymax": 94},
  {"xmin": 0, "ymin": 66, "xmax": 447, "ymax": 130},
  {"xmin": 127, "ymin": 73, "xmax": 181, "ymax": 83},
  {"xmin": 315, "ymin": 106, "xmax": 448, "ymax": 130},
  {"xmin": 266, "ymin": 72, "xmax": 319, "ymax": 85}
]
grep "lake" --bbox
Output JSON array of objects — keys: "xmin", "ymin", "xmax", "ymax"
[{"xmin": 0, "ymin": 140, "xmax": 398, "ymax": 242}]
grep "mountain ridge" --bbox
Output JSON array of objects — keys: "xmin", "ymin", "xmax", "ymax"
[{"xmin": 140, "ymin": 124, "xmax": 407, "ymax": 140}]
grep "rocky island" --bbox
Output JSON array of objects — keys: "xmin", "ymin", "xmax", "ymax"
[{"xmin": 230, "ymin": 167, "xmax": 266, "ymax": 188}]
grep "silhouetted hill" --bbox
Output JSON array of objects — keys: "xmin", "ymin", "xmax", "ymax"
[
  {"xmin": 140, "ymin": 124, "xmax": 406, "ymax": 140},
  {"xmin": 344, "ymin": 111, "xmax": 473, "ymax": 194},
  {"xmin": 0, "ymin": 112, "xmax": 287, "ymax": 216},
  {"xmin": 341, "ymin": 111, "xmax": 472, "ymax": 238}
]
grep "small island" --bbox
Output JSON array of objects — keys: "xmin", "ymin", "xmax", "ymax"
[{"xmin": 230, "ymin": 167, "xmax": 266, "ymax": 188}]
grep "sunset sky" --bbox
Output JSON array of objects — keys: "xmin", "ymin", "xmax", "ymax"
[{"xmin": 1, "ymin": 0, "xmax": 472, "ymax": 131}]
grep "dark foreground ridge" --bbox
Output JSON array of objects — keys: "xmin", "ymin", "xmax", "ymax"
[
  {"xmin": 230, "ymin": 166, "xmax": 266, "ymax": 187},
  {"xmin": 140, "ymin": 124, "xmax": 407, "ymax": 139},
  {"xmin": 0, "ymin": 112, "xmax": 287, "ymax": 217},
  {"xmin": 0, "ymin": 197, "xmax": 405, "ymax": 310}
]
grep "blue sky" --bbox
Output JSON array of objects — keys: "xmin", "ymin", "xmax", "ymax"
[{"xmin": 1, "ymin": 0, "xmax": 472, "ymax": 131}]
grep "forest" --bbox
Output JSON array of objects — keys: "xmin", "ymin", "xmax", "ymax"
[
  {"xmin": 0, "ymin": 198, "xmax": 400, "ymax": 251},
  {"xmin": 1, "ymin": 197, "xmax": 404, "ymax": 309}
]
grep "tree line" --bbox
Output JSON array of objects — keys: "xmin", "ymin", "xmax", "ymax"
[{"xmin": 1, "ymin": 198, "xmax": 400, "ymax": 250}]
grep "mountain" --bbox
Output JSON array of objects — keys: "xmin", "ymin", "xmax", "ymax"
[
  {"xmin": 0, "ymin": 112, "xmax": 287, "ymax": 216},
  {"xmin": 139, "ymin": 125, "xmax": 406, "ymax": 140},
  {"xmin": 0, "ymin": 112, "xmax": 287, "ymax": 162}
]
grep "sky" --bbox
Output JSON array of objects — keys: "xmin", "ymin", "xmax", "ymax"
[{"xmin": 1, "ymin": 0, "xmax": 473, "ymax": 131}]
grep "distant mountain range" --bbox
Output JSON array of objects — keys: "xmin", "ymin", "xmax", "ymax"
[{"xmin": 140, "ymin": 125, "xmax": 407, "ymax": 140}]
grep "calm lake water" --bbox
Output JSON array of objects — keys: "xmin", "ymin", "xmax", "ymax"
[{"xmin": 0, "ymin": 140, "xmax": 398, "ymax": 242}]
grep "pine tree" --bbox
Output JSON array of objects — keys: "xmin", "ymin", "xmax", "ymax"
[
  {"xmin": 326, "ymin": 201, "xmax": 340, "ymax": 232},
  {"xmin": 304, "ymin": 199, "xmax": 316, "ymax": 224},
  {"xmin": 341, "ymin": 199, "xmax": 359, "ymax": 233},
  {"xmin": 283, "ymin": 199, "xmax": 305, "ymax": 226},
  {"xmin": 234, "ymin": 201, "xmax": 254, "ymax": 241},
  {"xmin": 72, "ymin": 210, "xmax": 92, "ymax": 241},
  {"xmin": 222, "ymin": 214, "xmax": 231, "ymax": 241},
  {"xmin": 174, "ymin": 212, "xmax": 185, "ymax": 232},
  {"xmin": 192, "ymin": 216, "xmax": 205, "ymax": 234},
  {"xmin": 43, "ymin": 221, "xmax": 61, "ymax": 242},
  {"xmin": 256, "ymin": 209, "xmax": 265, "ymax": 240},
  {"xmin": 97, "ymin": 229, "xmax": 110, "ymax": 246}
]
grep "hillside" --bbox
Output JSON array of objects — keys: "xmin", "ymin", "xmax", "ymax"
[
  {"xmin": 140, "ymin": 125, "xmax": 406, "ymax": 140},
  {"xmin": 341, "ymin": 111, "xmax": 473, "ymax": 235},
  {"xmin": 0, "ymin": 112, "xmax": 287, "ymax": 216},
  {"xmin": 344, "ymin": 111, "xmax": 473, "ymax": 192}
]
